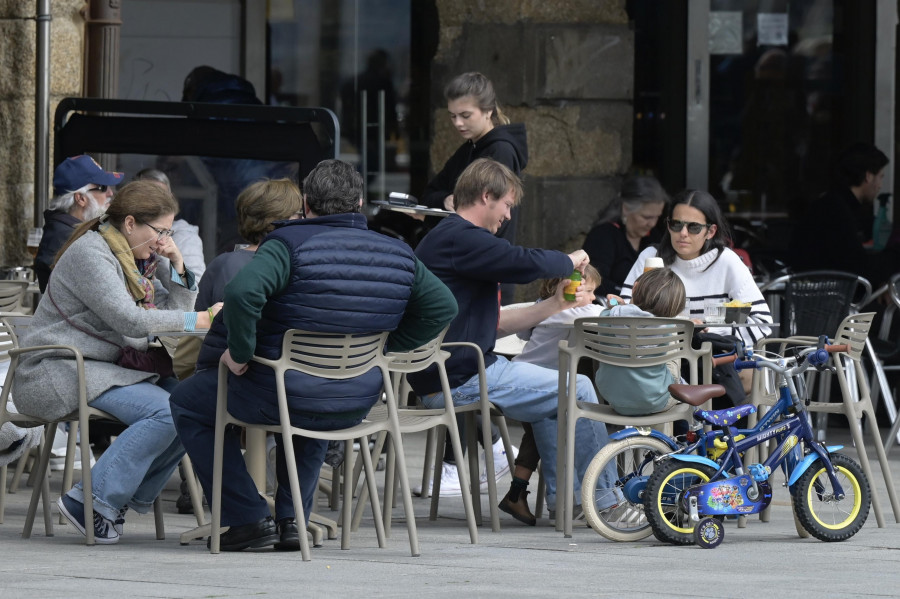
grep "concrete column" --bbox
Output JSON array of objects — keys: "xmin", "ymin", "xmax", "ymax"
[{"xmin": 0, "ymin": 1, "xmax": 84, "ymax": 267}]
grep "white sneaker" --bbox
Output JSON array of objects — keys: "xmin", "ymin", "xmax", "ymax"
[
  {"xmin": 49, "ymin": 445, "xmax": 96, "ymax": 471},
  {"xmin": 479, "ymin": 441, "xmax": 518, "ymax": 487},
  {"xmin": 412, "ymin": 461, "xmax": 464, "ymax": 497}
]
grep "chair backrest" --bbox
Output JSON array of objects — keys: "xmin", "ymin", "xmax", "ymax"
[
  {"xmin": 832, "ymin": 312, "xmax": 875, "ymax": 362},
  {"xmin": 764, "ymin": 271, "xmax": 871, "ymax": 337},
  {"xmin": 265, "ymin": 329, "xmax": 391, "ymax": 380},
  {"xmin": 570, "ymin": 316, "xmax": 709, "ymax": 384},
  {"xmin": 386, "ymin": 327, "xmax": 449, "ymax": 375},
  {"xmin": 0, "ymin": 281, "xmax": 29, "ymax": 314}
]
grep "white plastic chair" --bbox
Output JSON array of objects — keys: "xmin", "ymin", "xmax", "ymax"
[
  {"xmin": 751, "ymin": 312, "xmax": 900, "ymax": 527},
  {"xmin": 555, "ymin": 316, "xmax": 713, "ymax": 537},
  {"xmin": 350, "ymin": 327, "xmax": 478, "ymax": 543},
  {"xmin": 0, "ymin": 315, "xmax": 166, "ymax": 544},
  {"xmin": 209, "ymin": 329, "xmax": 420, "ymax": 560}
]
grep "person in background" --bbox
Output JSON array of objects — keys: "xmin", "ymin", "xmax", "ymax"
[
  {"xmin": 13, "ymin": 181, "xmax": 219, "ymax": 544},
  {"xmin": 790, "ymin": 142, "xmax": 890, "ymax": 287},
  {"xmin": 499, "ymin": 264, "xmax": 604, "ymax": 525},
  {"xmin": 422, "ymin": 72, "xmax": 527, "ymax": 276},
  {"xmin": 34, "ymin": 155, "xmax": 122, "ymax": 292},
  {"xmin": 169, "ymin": 178, "xmax": 302, "ymax": 514},
  {"xmin": 582, "ymin": 175, "xmax": 668, "ymax": 298},
  {"xmin": 170, "ymin": 159, "xmax": 457, "ymax": 552},
  {"xmin": 133, "ymin": 168, "xmax": 206, "ymax": 280},
  {"xmin": 621, "ymin": 189, "xmax": 773, "ymax": 394}
]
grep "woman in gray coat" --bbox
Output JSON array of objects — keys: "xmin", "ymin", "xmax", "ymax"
[{"xmin": 13, "ymin": 180, "xmax": 220, "ymax": 544}]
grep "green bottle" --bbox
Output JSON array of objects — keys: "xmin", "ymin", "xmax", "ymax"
[{"xmin": 564, "ymin": 270, "xmax": 582, "ymax": 301}]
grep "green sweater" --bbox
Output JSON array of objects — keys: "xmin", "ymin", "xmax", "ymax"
[{"xmin": 223, "ymin": 240, "xmax": 458, "ymax": 363}]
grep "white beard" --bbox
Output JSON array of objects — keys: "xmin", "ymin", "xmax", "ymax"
[{"xmin": 83, "ymin": 197, "xmax": 107, "ymax": 221}]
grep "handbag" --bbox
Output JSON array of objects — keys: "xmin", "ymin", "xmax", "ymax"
[{"xmin": 46, "ymin": 286, "xmax": 175, "ymax": 378}]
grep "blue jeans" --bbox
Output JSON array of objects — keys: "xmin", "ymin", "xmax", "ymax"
[
  {"xmin": 66, "ymin": 381, "xmax": 185, "ymax": 522},
  {"xmin": 421, "ymin": 356, "xmax": 616, "ymax": 508},
  {"xmin": 169, "ymin": 368, "xmax": 360, "ymax": 526}
]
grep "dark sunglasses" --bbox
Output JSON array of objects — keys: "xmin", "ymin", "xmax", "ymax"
[
  {"xmin": 86, "ymin": 185, "xmax": 109, "ymax": 193},
  {"xmin": 667, "ymin": 218, "xmax": 711, "ymax": 235}
]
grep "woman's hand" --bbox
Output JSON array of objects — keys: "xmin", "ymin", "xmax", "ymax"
[
  {"xmin": 196, "ymin": 302, "xmax": 223, "ymax": 328},
  {"xmin": 221, "ymin": 348, "xmax": 248, "ymax": 376},
  {"xmin": 156, "ymin": 235, "xmax": 185, "ymax": 276}
]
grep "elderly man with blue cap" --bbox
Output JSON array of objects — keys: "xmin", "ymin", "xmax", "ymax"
[{"xmin": 34, "ymin": 156, "xmax": 124, "ymax": 292}]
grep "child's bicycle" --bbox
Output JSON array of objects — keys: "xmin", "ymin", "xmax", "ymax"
[
  {"xmin": 580, "ymin": 352, "xmax": 753, "ymax": 541},
  {"xmin": 580, "ymin": 338, "xmax": 871, "ymax": 546},
  {"xmin": 641, "ymin": 337, "xmax": 871, "ymax": 547}
]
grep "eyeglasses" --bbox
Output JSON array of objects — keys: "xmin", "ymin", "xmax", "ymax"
[
  {"xmin": 141, "ymin": 221, "xmax": 174, "ymax": 240},
  {"xmin": 667, "ymin": 218, "xmax": 711, "ymax": 235},
  {"xmin": 86, "ymin": 185, "xmax": 109, "ymax": 193}
]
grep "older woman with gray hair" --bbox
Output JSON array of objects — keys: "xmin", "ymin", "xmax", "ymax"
[{"xmin": 582, "ymin": 175, "xmax": 668, "ymax": 297}]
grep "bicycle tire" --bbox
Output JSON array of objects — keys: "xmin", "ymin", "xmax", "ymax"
[
  {"xmin": 793, "ymin": 453, "xmax": 871, "ymax": 542},
  {"xmin": 644, "ymin": 459, "xmax": 717, "ymax": 545},
  {"xmin": 582, "ymin": 436, "xmax": 672, "ymax": 542}
]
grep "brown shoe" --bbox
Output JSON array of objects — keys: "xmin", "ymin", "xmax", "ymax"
[{"xmin": 499, "ymin": 489, "xmax": 536, "ymax": 526}]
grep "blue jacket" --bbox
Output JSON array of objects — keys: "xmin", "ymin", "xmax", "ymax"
[
  {"xmin": 197, "ymin": 213, "xmax": 417, "ymax": 417},
  {"xmin": 408, "ymin": 214, "xmax": 572, "ymax": 394}
]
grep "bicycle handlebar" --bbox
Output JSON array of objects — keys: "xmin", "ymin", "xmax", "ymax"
[
  {"xmin": 732, "ymin": 343, "xmax": 849, "ymax": 375},
  {"xmin": 712, "ymin": 354, "xmax": 737, "ymax": 367}
]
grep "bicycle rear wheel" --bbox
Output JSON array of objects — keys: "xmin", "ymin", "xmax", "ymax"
[
  {"xmin": 644, "ymin": 459, "xmax": 717, "ymax": 545},
  {"xmin": 582, "ymin": 436, "xmax": 672, "ymax": 542}
]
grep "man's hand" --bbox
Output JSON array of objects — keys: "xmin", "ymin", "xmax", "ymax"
[
  {"xmin": 221, "ymin": 348, "xmax": 248, "ymax": 376},
  {"xmin": 567, "ymin": 249, "xmax": 589, "ymax": 273}
]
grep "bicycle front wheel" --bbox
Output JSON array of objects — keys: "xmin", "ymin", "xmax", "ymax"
[
  {"xmin": 582, "ymin": 436, "xmax": 672, "ymax": 542},
  {"xmin": 793, "ymin": 453, "xmax": 871, "ymax": 541}
]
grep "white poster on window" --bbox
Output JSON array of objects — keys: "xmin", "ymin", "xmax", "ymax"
[
  {"xmin": 709, "ymin": 11, "xmax": 743, "ymax": 55},
  {"xmin": 758, "ymin": 13, "xmax": 788, "ymax": 46}
]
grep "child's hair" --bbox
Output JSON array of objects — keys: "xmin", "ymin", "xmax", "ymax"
[
  {"xmin": 631, "ymin": 267, "xmax": 686, "ymax": 317},
  {"xmin": 538, "ymin": 264, "xmax": 601, "ymax": 301}
]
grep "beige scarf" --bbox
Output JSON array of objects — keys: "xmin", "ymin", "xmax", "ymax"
[{"xmin": 98, "ymin": 222, "xmax": 157, "ymax": 308}]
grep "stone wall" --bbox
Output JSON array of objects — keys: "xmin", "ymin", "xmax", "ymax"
[
  {"xmin": 0, "ymin": 0, "xmax": 83, "ymax": 268},
  {"xmin": 431, "ymin": 0, "xmax": 633, "ymax": 299}
]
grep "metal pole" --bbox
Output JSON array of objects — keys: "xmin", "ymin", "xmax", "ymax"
[
  {"xmin": 361, "ymin": 90, "xmax": 368, "ymax": 201},
  {"xmin": 85, "ymin": 0, "xmax": 122, "ymax": 171},
  {"xmin": 378, "ymin": 90, "xmax": 386, "ymax": 200},
  {"xmin": 33, "ymin": 0, "xmax": 51, "ymax": 224}
]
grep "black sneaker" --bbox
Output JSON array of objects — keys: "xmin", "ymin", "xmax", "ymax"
[{"xmin": 57, "ymin": 494, "xmax": 119, "ymax": 544}]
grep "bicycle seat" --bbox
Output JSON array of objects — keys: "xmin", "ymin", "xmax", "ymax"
[
  {"xmin": 668, "ymin": 383, "xmax": 726, "ymax": 406},
  {"xmin": 695, "ymin": 404, "xmax": 757, "ymax": 427}
]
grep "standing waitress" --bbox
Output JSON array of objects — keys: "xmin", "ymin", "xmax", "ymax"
[
  {"xmin": 420, "ymin": 73, "xmax": 528, "ymax": 498},
  {"xmin": 423, "ymin": 72, "xmax": 528, "ymax": 259}
]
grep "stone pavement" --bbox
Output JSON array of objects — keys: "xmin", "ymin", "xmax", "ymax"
[{"xmin": 2, "ymin": 425, "xmax": 900, "ymax": 599}]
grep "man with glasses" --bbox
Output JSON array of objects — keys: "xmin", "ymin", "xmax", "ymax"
[{"xmin": 35, "ymin": 155, "xmax": 123, "ymax": 292}]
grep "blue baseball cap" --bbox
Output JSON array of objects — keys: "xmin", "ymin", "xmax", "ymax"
[{"xmin": 53, "ymin": 156, "xmax": 125, "ymax": 197}]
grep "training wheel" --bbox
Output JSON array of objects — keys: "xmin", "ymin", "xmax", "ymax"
[{"xmin": 694, "ymin": 517, "xmax": 724, "ymax": 549}]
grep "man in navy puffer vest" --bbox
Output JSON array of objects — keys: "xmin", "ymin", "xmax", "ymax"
[{"xmin": 170, "ymin": 159, "xmax": 457, "ymax": 552}]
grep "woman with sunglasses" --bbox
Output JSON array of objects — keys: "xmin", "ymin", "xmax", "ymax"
[
  {"xmin": 13, "ymin": 180, "xmax": 221, "ymax": 544},
  {"xmin": 619, "ymin": 189, "xmax": 772, "ymax": 350}
]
